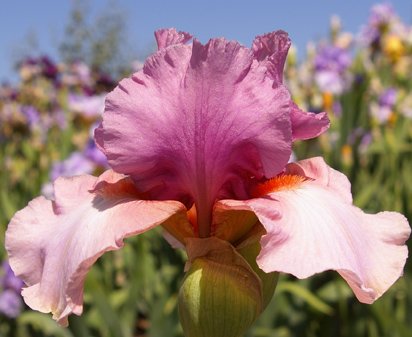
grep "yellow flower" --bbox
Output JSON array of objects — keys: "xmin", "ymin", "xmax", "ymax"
[
  {"xmin": 323, "ymin": 92, "xmax": 334, "ymax": 111},
  {"xmin": 342, "ymin": 144, "xmax": 353, "ymax": 167},
  {"xmin": 383, "ymin": 34, "xmax": 405, "ymax": 62}
]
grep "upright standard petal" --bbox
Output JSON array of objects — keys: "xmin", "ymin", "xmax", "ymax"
[
  {"xmin": 252, "ymin": 30, "xmax": 290, "ymax": 85},
  {"xmin": 252, "ymin": 31, "xmax": 330, "ymax": 140},
  {"xmin": 95, "ymin": 30, "xmax": 292, "ymax": 236},
  {"xmin": 5, "ymin": 171, "xmax": 187, "ymax": 325},
  {"xmin": 289, "ymin": 103, "xmax": 330, "ymax": 140},
  {"xmin": 155, "ymin": 28, "xmax": 192, "ymax": 49},
  {"xmin": 246, "ymin": 157, "xmax": 410, "ymax": 303}
]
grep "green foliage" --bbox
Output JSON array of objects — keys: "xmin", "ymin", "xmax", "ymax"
[
  {"xmin": 59, "ymin": 0, "xmax": 131, "ymax": 77},
  {"xmin": 59, "ymin": 0, "xmax": 91, "ymax": 65}
]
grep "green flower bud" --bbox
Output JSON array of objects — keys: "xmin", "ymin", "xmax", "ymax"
[
  {"xmin": 237, "ymin": 240, "xmax": 279, "ymax": 309},
  {"xmin": 178, "ymin": 237, "xmax": 263, "ymax": 337}
]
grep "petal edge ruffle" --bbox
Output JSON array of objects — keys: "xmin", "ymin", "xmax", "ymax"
[
  {"xmin": 155, "ymin": 28, "xmax": 193, "ymax": 50},
  {"xmin": 95, "ymin": 35, "xmax": 292, "ymax": 216},
  {"xmin": 246, "ymin": 158, "xmax": 410, "ymax": 303},
  {"xmin": 6, "ymin": 171, "xmax": 187, "ymax": 325}
]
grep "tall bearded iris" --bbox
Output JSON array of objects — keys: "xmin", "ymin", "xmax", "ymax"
[{"xmin": 5, "ymin": 29, "xmax": 410, "ymax": 334}]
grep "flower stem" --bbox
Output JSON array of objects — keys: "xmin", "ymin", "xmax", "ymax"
[{"xmin": 196, "ymin": 200, "xmax": 211, "ymax": 238}]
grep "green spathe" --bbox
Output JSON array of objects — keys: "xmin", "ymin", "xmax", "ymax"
[
  {"xmin": 237, "ymin": 239, "xmax": 279, "ymax": 309},
  {"xmin": 178, "ymin": 237, "xmax": 264, "ymax": 337}
]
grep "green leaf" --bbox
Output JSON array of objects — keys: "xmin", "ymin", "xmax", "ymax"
[
  {"xmin": 276, "ymin": 281, "xmax": 334, "ymax": 315},
  {"xmin": 18, "ymin": 312, "xmax": 74, "ymax": 337}
]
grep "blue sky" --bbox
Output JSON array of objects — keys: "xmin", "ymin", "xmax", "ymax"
[{"xmin": 1, "ymin": 0, "xmax": 411, "ymax": 82}]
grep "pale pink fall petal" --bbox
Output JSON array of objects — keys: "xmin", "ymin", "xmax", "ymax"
[
  {"xmin": 286, "ymin": 156, "xmax": 352, "ymax": 203},
  {"xmin": 95, "ymin": 33, "xmax": 292, "ymax": 236},
  {"xmin": 154, "ymin": 28, "xmax": 192, "ymax": 49},
  {"xmin": 6, "ymin": 171, "xmax": 187, "ymax": 325},
  {"xmin": 247, "ymin": 158, "xmax": 410, "ymax": 303},
  {"xmin": 252, "ymin": 31, "xmax": 330, "ymax": 140}
]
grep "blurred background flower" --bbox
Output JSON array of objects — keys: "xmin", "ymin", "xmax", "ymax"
[
  {"xmin": 314, "ymin": 45, "xmax": 352, "ymax": 94},
  {"xmin": 0, "ymin": 261, "xmax": 23, "ymax": 319}
]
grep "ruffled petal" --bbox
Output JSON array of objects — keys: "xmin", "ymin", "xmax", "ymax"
[
  {"xmin": 252, "ymin": 32, "xmax": 329, "ymax": 140},
  {"xmin": 286, "ymin": 156, "xmax": 352, "ymax": 203},
  {"xmin": 6, "ymin": 171, "xmax": 187, "ymax": 325},
  {"xmin": 290, "ymin": 103, "xmax": 330, "ymax": 141},
  {"xmin": 252, "ymin": 30, "xmax": 290, "ymax": 85},
  {"xmin": 154, "ymin": 28, "xmax": 192, "ymax": 49},
  {"xmin": 247, "ymin": 158, "xmax": 410, "ymax": 303},
  {"xmin": 96, "ymin": 32, "xmax": 292, "ymax": 228}
]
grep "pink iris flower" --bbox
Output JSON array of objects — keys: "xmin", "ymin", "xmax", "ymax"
[{"xmin": 6, "ymin": 29, "xmax": 409, "ymax": 326}]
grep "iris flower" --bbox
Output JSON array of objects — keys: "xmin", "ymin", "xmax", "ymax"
[{"xmin": 6, "ymin": 29, "xmax": 409, "ymax": 326}]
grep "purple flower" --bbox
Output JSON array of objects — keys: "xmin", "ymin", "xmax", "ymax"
[
  {"xmin": 379, "ymin": 88, "xmax": 397, "ymax": 107},
  {"xmin": 21, "ymin": 106, "xmax": 40, "ymax": 127},
  {"xmin": 315, "ymin": 46, "xmax": 351, "ymax": 73},
  {"xmin": 50, "ymin": 152, "xmax": 95, "ymax": 181},
  {"xmin": 371, "ymin": 88, "xmax": 397, "ymax": 123},
  {"xmin": 84, "ymin": 124, "xmax": 108, "ymax": 167},
  {"xmin": 314, "ymin": 45, "xmax": 352, "ymax": 94},
  {"xmin": 1, "ymin": 262, "xmax": 23, "ymax": 293},
  {"xmin": 360, "ymin": 133, "xmax": 373, "ymax": 153},
  {"xmin": 68, "ymin": 94, "xmax": 106, "ymax": 117},
  {"xmin": 332, "ymin": 101, "xmax": 342, "ymax": 117},
  {"xmin": 0, "ymin": 290, "xmax": 23, "ymax": 318},
  {"xmin": 0, "ymin": 262, "xmax": 24, "ymax": 318},
  {"xmin": 39, "ymin": 56, "xmax": 58, "ymax": 80},
  {"xmin": 369, "ymin": 3, "xmax": 395, "ymax": 27},
  {"xmin": 359, "ymin": 3, "xmax": 397, "ymax": 45},
  {"xmin": 18, "ymin": 56, "xmax": 58, "ymax": 81},
  {"xmin": 371, "ymin": 105, "xmax": 391, "ymax": 123},
  {"xmin": 84, "ymin": 140, "xmax": 108, "ymax": 167},
  {"xmin": 44, "ymin": 152, "xmax": 96, "ymax": 199}
]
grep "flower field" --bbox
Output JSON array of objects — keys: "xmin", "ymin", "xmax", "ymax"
[{"xmin": 0, "ymin": 3, "xmax": 411, "ymax": 337}]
